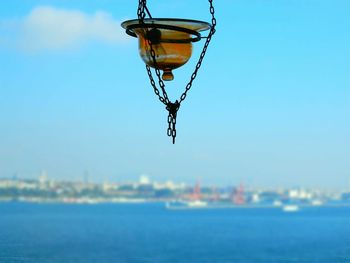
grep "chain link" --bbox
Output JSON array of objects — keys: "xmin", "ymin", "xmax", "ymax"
[
  {"xmin": 179, "ymin": 0, "xmax": 216, "ymax": 103},
  {"xmin": 138, "ymin": 0, "xmax": 169, "ymax": 106},
  {"xmin": 137, "ymin": 0, "xmax": 146, "ymax": 20},
  {"xmin": 145, "ymin": 65, "xmax": 167, "ymax": 104},
  {"xmin": 137, "ymin": 0, "xmax": 216, "ymax": 143}
]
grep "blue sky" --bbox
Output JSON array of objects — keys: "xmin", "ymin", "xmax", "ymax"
[{"xmin": 0, "ymin": 0, "xmax": 349, "ymax": 189}]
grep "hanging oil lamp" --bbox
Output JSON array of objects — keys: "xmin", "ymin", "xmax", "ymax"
[{"xmin": 121, "ymin": 0, "xmax": 216, "ymax": 143}]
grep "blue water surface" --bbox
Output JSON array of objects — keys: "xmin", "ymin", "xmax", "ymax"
[{"xmin": 0, "ymin": 202, "xmax": 350, "ymax": 263}]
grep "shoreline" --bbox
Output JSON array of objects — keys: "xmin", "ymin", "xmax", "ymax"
[{"xmin": 1, "ymin": 199, "xmax": 350, "ymax": 209}]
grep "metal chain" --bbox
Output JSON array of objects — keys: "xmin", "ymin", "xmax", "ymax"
[
  {"xmin": 146, "ymin": 48, "xmax": 170, "ymax": 105},
  {"xmin": 138, "ymin": 0, "xmax": 169, "ymax": 106},
  {"xmin": 145, "ymin": 65, "xmax": 167, "ymax": 105},
  {"xmin": 179, "ymin": 0, "xmax": 216, "ymax": 103},
  {"xmin": 137, "ymin": 0, "xmax": 146, "ymax": 20},
  {"xmin": 137, "ymin": 0, "xmax": 216, "ymax": 144}
]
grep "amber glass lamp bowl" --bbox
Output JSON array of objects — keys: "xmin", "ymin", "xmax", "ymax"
[{"xmin": 121, "ymin": 18, "xmax": 211, "ymax": 81}]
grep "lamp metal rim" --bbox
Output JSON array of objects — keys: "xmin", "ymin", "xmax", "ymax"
[{"xmin": 121, "ymin": 18, "xmax": 211, "ymax": 43}]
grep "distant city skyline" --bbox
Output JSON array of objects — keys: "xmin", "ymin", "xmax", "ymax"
[
  {"xmin": 3, "ymin": 170, "xmax": 350, "ymax": 192},
  {"xmin": 1, "ymin": 0, "xmax": 349, "ymax": 189},
  {"xmin": 2, "ymin": 174, "xmax": 350, "ymax": 209}
]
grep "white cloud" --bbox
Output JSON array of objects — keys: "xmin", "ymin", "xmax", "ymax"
[{"xmin": 0, "ymin": 6, "xmax": 128, "ymax": 52}]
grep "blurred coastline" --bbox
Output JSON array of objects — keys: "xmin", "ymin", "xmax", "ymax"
[{"xmin": 1, "ymin": 174, "xmax": 350, "ymax": 209}]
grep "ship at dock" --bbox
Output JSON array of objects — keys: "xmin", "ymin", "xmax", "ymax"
[
  {"xmin": 166, "ymin": 182, "xmax": 248, "ymax": 210},
  {"xmin": 166, "ymin": 181, "xmax": 208, "ymax": 209},
  {"xmin": 164, "ymin": 183, "xmax": 329, "ymax": 211}
]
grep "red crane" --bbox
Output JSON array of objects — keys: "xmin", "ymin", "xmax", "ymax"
[
  {"xmin": 191, "ymin": 181, "xmax": 201, "ymax": 201},
  {"xmin": 232, "ymin": 184, "xmax": 245, "ymax": 205}
]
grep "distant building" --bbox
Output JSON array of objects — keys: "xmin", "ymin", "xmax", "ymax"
[{"xmin": 139, "ymin": 175, "xmax": 151, "ymax": 185}]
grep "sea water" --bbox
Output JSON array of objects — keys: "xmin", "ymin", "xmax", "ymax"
[{"xmin": 0, "ymin": 202, "xmax": 350, "ymax": 263}]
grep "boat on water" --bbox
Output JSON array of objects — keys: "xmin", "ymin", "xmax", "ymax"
[
  {"xmin": 273, "ymin": 200, "xmax": 282, "ymax": 207},
  {"xmin": 282, "ymin": 205, "xmax": 299, "ymax": 212},
  {"xmin": 311, "ymin": 200, "xmax": 323, "ymax": 206},
  {"xmin": 166, "ymin": 200, "xmax": 208, "ymax": 209},
  {"xmin": 186, "ymin": 200, "xmax": 208, "ymax": 207}
]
